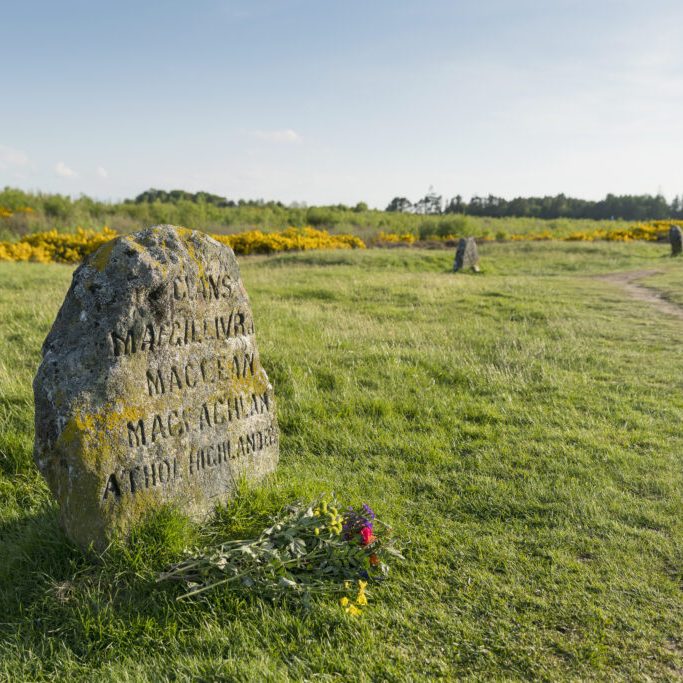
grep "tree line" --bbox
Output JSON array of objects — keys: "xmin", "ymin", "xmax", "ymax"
[
  {"xmin": 386, "ymin": 191, "xmax": 683, "ymax": 221},
  {"xmin": 2, "ymin": 186, "xmax": 680, "ymax": 243}
]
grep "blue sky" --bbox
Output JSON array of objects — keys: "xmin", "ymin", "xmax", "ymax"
[{"xmin": 1, "ymin": 0, "xmax": 682, "ymax": 207}]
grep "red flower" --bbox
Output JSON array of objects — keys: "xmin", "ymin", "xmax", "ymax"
[
  {"xmin": 360, "ymin": 527, "xmax": 375, "ymax": 545},
  {"xmin": 369, "ymin": 553, "xmax": 379, "ymax": 566}
]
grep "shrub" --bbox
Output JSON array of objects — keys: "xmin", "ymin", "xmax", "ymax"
[{"xmin": 0, "ymin": 226, "xmax": 365, "ymax": 264}]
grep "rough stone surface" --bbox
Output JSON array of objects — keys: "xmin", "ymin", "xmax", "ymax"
[
  {"xmin": 453, "ymin": 237, "xmax": 480, "ymax": 272},
  {"xmin": 34, "ymin": 225, "xmax": 279, "ymax": 549},
  {"xmin": 670, "ymin": 225, "xmax": 682, "ymax": 256}
]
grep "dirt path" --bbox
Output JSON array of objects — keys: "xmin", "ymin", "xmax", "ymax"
[{"xmin": 597, "ymin": 269, "xmax": 683, "ymax": 320}]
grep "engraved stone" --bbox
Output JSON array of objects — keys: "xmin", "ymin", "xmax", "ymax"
[
  {"xmin": 453, "ymin": 237, "xmax": 480, "ymax": 272},
  {"xmin": 670, "ymin": 225, "xmax": 682, "ymax": 256},
  {"xmin": 33, "ymin": 225, "xmax": 279, "ymax": 549}
]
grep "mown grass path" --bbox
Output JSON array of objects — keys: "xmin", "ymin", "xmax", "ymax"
[
  {"xmin": 1, "ymin": 242, "xmax": 682, "ymax": 681},
  {"xmin": 598, "ymin": 269, "xmax": 683, "ymax": 320}
]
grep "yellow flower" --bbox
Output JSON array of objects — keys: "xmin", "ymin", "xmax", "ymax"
[
  {"xmin": 339, "ymin": 597, "xmax": 350, "ymax": 607},
  {"xmin": 356, "ymin": 579, "xmax": 368, "ymax": 606},
  {"xmin": 0, "ymin": 225, "xmax": 366, "ymax": 265},
  {"xmin": 346, "ymin": 604, "xmax": 362, "ymax": 617}
]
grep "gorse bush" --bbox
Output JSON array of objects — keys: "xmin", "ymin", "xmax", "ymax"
[
  {"xmin": 375, "ymin": 231, "xmax": 416, "ymax": 245},
  {"xmin": 0, "ymin": 226, "xmax": 365, "ymax": 264},
  {"xmin": 378, "ymin": 220, "xmax": 676, "ymax": 245},
  {"xmin": 0, "ymin": 220, "xmax": 676, "ymax": 266},
  {"xmin": 0, "ymin": 227, "xmax": 118, "ymax": 263},
  {"xmin": 564, "ymin": 221, "xmax": 668, "ymax": 242},
  {"xmin": 215, "ymin": 227, "xmax": 365, "ymax": 255}
]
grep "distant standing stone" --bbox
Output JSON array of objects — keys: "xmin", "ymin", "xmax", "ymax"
[
  {"xmin": 34, "ymin": 225, "xmax": 279, "ymax": 550},
  {"xmin": 453, "ymin": 237, "xmax": 480, "ymax": 272},
  {"xmin": 670, "ymin": 225, "xmax": 682, "ymax": 256}
]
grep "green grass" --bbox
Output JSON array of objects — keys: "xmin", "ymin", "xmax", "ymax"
[
  {"xmin": 639, "ymin": 262, "xmax": 683, "ymax": 308},
  {"xmin": 1, "ymin": 242, "xmax": 682, "ymax": 681}
]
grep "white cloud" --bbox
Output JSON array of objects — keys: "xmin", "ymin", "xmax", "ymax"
[
  {"xmin": 0, "ymin": 145, "xmax": 29, "ymax": 169},
  {"xmin": 55, "ymin": 161, "xmax": 77, "ymax": 178},
  {"xmin": 96, "ymin": 166, "xmax": 108, "ymax": 178},
  {"xmin": 251, "ymin": 128, "xmax": 302, "ymax": 143}
]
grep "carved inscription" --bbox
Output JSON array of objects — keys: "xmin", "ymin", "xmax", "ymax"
[
  {"xmin": 102, "ymin": 425, "xmax": 277, "ymax": 501},
  {"xmin": 109, "ymin": 301, "xmax": 274, "ymax": 499},
  {"xmin": 103, "ymin": 259, "xmax": 277, "ymax": 502},
  {"xmin": 105, "ymin": 255, "xmax": 275, "ymax": 499},
  {"xmin": 172, "ymin": 272, "xmax": 235, "ymax": 301},
  {"xmin": 111, "ymin": 309, "xmax": 254, "ymax": 357},
  {"xmin": 125, "ymin": 392, "xmax": 271, "ymax": 448},
  {"xmin": 145, "ymin": 349, "xmax": 256, "ymax": 397}
]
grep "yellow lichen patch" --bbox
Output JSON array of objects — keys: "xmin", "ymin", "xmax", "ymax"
[
  {"xmin": 173, "ymin": 226, "xmax": 194, "ymax": 238},
  {"xmin": 90, "ymin": 238, "xmax": 117, "ymax": 271},
  {"xmin": 122, "ymin": 234, "xmax": 145, "ymax": 251},
  {"xmin": 58, "ymin": 414, "xmax": 91, "ymax": 449},
  {"xmin": 179, "ymin": 230, "xmax": 207, "ymax": 279},
  {"xmin": 57, "ymin": 405, "xmax": 145, "ymax": 460}
]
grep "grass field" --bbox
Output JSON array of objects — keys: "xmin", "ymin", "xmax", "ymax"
[{"xmin": 1, "ymin": 242, "xmax": 682, "ymax": 681}]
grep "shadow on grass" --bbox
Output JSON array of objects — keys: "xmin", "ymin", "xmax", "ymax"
[
  {"xmin": 0, "ymin": 506, "xmax": 194, "ymax": 662},
  {"xmin": 0, "ymin": 492, "xmax": 302, "ymax": 665},
  {"xmin": 0, "ymin": 507, "xmax": 80, "ymax": 614}
]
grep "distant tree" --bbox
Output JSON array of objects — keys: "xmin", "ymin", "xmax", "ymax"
[
  {"xmin": 43, "ymin": 194, "xmax": 72, "ymax": 219},
  {"xmin": 414, "ymin": 187, "xmax": 442, "ymax": 215},
  {"xmin": 125, "ymin": 187, "xmax": 683, "ymax": 222},
  {"xmin": 133, "ymin": 188, "xmax": 235, "ymax": 207},
  {"xmin": 386, "ymin": 197, "xmax": 413, "ymax": 213},
  {"xmin": 444, "ymin": 195, "xmax": 466, "ymax": 214},
  {"xmin": 306, "ymin": 206, "xmax": 339, "ymax": 227}
]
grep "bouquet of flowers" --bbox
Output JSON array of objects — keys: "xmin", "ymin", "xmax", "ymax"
[{"xmin": 158, "ymin": 496, "xmax": 402, "ymax": 614}]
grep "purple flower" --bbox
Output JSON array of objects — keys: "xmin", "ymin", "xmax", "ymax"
[
  {"xmin": 342, "ymin": 504, "xmax": 376, "ymax": 538},
  {"xmin": 362, "ymin": 504, "xmax": 376, "ymax": 520}
]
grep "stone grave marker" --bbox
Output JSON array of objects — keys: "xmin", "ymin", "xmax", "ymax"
[
  {"xmin": 453, "ymin": 237, "xmax": 480, "ymax": 272},
  {"xmin": 670, "ymin": 225, "xmax": 682, "ymax": 256},
  {"xmin": 34, "ymin": 225, "xmax": 279, "ymax": 549}
]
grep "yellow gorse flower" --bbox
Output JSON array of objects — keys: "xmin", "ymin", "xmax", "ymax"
[
  {"xmin": 340, "ymin": 579, "xmax": 369, "ymax": 615},
  {"xmin": 340, "ymin": 595, "xmax": 362, "ymax": 616},
  {"xmin": 0, "ymin": 227, "xmax": 117, "ymax": 264},
  {"xmin": 2, "ymin": 220, "xmax": 674, "ymax": 266},
  {"xmin": 373, "ymin": 220, "xmax": 674, "ymax": 246},
  {"xmin": 213, "ymin": 227, "xmax": 365, "ymax": 255},
  {"xmin": 355, "ymin": 580, "xmax": 368, "ymax": 606},
  {"xmin": 377, "ymin": 231, "xmax": 416, "ymax": 245},
  {"xmin": 0, "ymin": 226, "xmax": 366, "ymax": 264}
]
